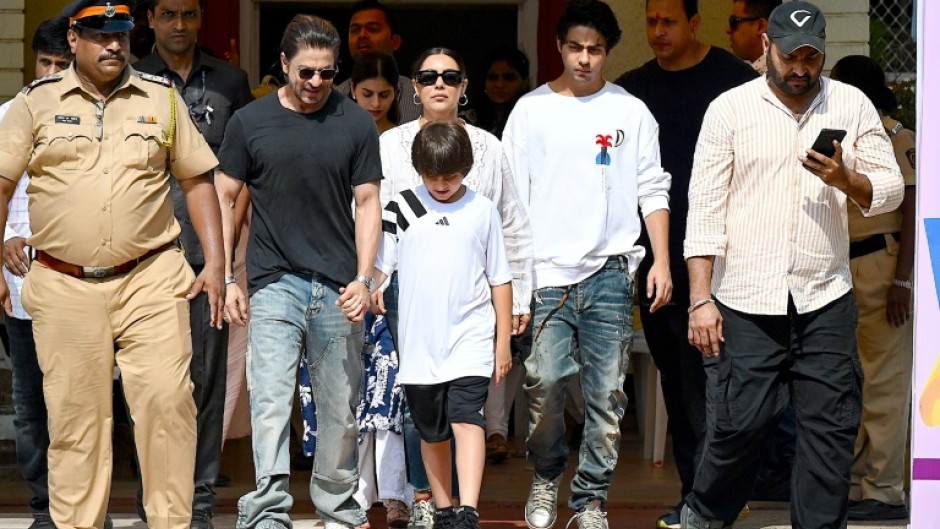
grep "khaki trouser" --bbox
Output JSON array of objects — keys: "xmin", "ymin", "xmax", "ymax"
[
  {"xmin": 23, "ymin": 248, "xmax": 197, "ymax": 529},
  {"xmin": 849, "ymin": 240, "xmax": 913, "ymax": 504}
]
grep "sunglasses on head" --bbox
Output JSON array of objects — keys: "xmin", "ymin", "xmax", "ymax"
[
  {"xmin": 728, "ymin": 15, "xmax": 761, "ymax": 31},
  {"xmin": 415, "ymin": 69, "xmax": 464, "ymax": 86},
  {"xmin": 296, "ymin": 66, "xmax": 337, "ymax": 81}
]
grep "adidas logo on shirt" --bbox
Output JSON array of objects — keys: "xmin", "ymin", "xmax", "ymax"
[{"xmin": 435, "ymin": 217, "xmax": 450, "ymax": 226}]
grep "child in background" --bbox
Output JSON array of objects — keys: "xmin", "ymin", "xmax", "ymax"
[{"xmin": 372, "ymin": 121, "xmax": 513, "ymax": 529}]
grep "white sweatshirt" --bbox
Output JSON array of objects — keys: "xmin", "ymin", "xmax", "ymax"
[{"xmin": 502, "ymin": 82, "xmax": 671, "ymax": 289}]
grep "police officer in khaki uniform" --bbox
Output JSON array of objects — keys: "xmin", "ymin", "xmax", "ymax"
[
  {"xmin": 831, "ymin": 55, "xmax": 915, "ymax": 522},
  {"xmin": 0, "ymin": 2, "xmax": 224, "ymax": 529}
]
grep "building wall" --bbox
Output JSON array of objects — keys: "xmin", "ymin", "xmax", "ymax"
[{"xmin": 2, "ymin": 0, "xmax": 871, "ymax": 102}]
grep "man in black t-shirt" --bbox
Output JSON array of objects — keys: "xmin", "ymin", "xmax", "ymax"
[
  {"xmin": 615, "ymin": 1, "xmax": 756, "ymax": 527},
  {"xmin": 214, "ymin": 15, "xmax": 382, "ymax": 529}
]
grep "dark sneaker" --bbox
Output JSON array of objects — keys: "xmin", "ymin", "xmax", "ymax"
[
  {"xmin": 655, "ymin": 507, "xmax": 680, "ymax": 529},
  {"xmin": 680, "ymin": 504, "xmax": 728, "ymax": 529},
  {"xmin": 436, "ymin": 506, "xmax": 457, "ymax": 529},
  {"xmin": 28, "ymin": 514, "xmax": 56, "ymax": 529},
  {"xmin": 456, "ymin": 506, "xmax": 481, "ymax": 529},
  {"xmin": 847, "ymin": 499, "xmax": 909, "ymax": 521}
]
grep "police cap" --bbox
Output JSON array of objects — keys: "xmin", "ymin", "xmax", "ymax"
[{"xmin": 62, "ymin": 0, "xmax": 134, "ymax": 34}]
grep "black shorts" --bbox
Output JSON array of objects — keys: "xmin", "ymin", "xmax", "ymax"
[{"xmin": 403, "ymin": 376, "xmax": 490, "ymax": 442}]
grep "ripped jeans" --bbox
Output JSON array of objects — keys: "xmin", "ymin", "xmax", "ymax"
[{"xmin": 524, "ymin": 258, "xmax": 634, "ymax": 510}]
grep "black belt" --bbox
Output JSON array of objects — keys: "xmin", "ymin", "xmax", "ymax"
[{"xmin": 849, "ymin": 232, "xmax": 900, "ymax": 260}]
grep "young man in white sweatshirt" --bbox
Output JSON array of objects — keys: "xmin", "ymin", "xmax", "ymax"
[{"xmin": 501, "ymin": 1, "xmax": 672, "ymax": 528}]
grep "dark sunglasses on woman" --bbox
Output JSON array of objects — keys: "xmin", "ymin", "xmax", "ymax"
[{"xmin": 415, "ymin": 69, "xmax": 464, "ymax": 86}]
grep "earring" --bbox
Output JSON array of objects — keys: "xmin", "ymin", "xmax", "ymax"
[
  {"xmin": 459, "ymin": 94, "xmax": 469, "ymax": 107},
  {"xmin": 413, "ymin": 93, "xmax": 421, "ymax": 106}
]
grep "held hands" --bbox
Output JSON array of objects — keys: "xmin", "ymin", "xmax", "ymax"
[
  {"xmin": 512, "ymin": 313, "xmax": 531, "ymax": 336},
  {"xmin": 337, "ymin": 280, "xmax": 371, "ymax": 323},
  {"xmin": 3, "ymin": 237, "xmax": 31, "ymax": 277},
  {"xmin": 187, "ymin": 265, "xmax": 226, "ymax": 329},
  {"xmin": 802, "ymin": 141, "xmax": 851, "ymax": 189},
  {"xmin": 224, "ymin": 283, "xmax": 250, "ymax": 327},
  {"xmin": 688, "ymin": 302, "xmax": 723, "ymax": 358},
  {"xmin": 494, "ymin": 341, "xmax": 512, "ymax": 385}
]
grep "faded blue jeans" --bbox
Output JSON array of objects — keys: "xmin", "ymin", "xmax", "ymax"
[
  {"xmin": 237, "ymin": 273, "xmax": 366, "ymax": 529},
  {"xmin": 524, "ymin": 258, "xmax": 634, "ymax": 511}
]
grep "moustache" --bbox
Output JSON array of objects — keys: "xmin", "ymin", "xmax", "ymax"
[
  {"xmin": 786, "ymin": 74, "xmax": 811, "ymax": 82},
  {"xmin": 99, "ymin": 53, "xmax": 125, "ymax": 63}
]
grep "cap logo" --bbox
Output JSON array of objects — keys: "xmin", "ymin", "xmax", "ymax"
[
  {"xmin": 105, "ymin": 3, "xmax": 115, "ymax": 17},
  {"xmin": 790, "ymin": 10, "xmax": 812, "ymax": 27}
]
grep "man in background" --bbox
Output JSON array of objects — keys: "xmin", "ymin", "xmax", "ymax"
[
  {"xmin": 134, "ymin": 1, "xmax": 252, "ymax": 527},
  {"xmin": 727, "ymin": 0, "xmax": 781, "ymax": 73},
  {"xmin": 615, "ymin": 1, "xmax": 756, "ymax": 526},
  {"xmin": 336, "ymin": 0, "xmax": 419, "ymax": 123}
]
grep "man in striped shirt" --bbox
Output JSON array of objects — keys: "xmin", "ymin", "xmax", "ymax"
[{"xmin": 681, "ymin": 2, "xmax": 904, "ymax": 529}]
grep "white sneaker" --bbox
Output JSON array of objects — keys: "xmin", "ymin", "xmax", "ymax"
[
  {"xmin": 525, "ymin": 474, "xmax": 562, "ymax": 529},
  {"xmin": 566, "ymin": 504, "xmax": 608, "ymax": 529},
  {"xmin": 409, "ymin": 498, "xmax": 436, "ymax": 529}
]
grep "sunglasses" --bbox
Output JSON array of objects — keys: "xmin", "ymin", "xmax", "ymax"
[
  {"xmin": 415, "ymin": 69, "xmax": 464, "ymax": 86},
  {"xmin": 296, "ymin": 66, "xmax": 337, "ymax": 81},
  {"xmin": 728, "ymin": 15, "xmax": 761, "ymax": 31}
]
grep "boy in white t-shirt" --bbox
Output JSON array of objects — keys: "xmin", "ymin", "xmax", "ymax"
[{"xmin": 372, "ymin": 121, "xmax": 513, "ymax": 529}]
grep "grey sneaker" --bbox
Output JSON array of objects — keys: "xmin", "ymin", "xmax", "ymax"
[
  {"xmin": 524, "ymin": 474, "xmax": 562, "ymax": 529},
  {"xmin": 680, "ymin": 504, "xmax": 728, "ymax": 529},
  {"xmin": 409, "ymin": 498, "xmax": 435, "ymax": 529},
  {"xmin": 565, "ymin": 504, "xmax": 608, "ymax": 529}
]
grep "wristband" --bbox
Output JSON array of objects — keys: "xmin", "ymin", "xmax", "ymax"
[
  {"xmin": 892, "ymin": 278, "xmax": 913, "ymax": 289},
  {"xmin": 688, "ymin": 298, "xmax": 715, "ymax": 314},
  {"xmin": 225, "ymin": 275, "xmax": 237, "ymax": 285}
]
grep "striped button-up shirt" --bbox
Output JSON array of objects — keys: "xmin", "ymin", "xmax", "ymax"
[{"xmin": 684, "ymin": 76, "xmax": 904, "ymax": 315}]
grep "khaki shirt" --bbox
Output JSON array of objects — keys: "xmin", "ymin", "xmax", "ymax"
[
  {"xmin": 0, "ymin": 65, "xmax": 217, "ymax": 267},
  {"xmin": 848, "ymin": 115, "xmax": 917, "ymax": 241}
]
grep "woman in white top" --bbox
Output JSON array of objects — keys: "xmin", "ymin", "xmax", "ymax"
[{"xmin": 378, "ymin": 46, "xmax": 532, "ymax": 528}]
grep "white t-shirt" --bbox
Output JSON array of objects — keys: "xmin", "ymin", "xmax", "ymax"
[
  {"xmin": 502, "ymin": 82, "xmax": 671, "ymax": 289},
  {"xmin": 376, "ymin": 186, "xmax": 512, "ymax": 384},
  {"xmin": 379, "ymin": 121, "xmax": 532, "ymax": 315}
]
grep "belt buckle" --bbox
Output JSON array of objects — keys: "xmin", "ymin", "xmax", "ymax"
[{"xmin": 85, "ymin": 266, "xmax": 114, "ymax": 278}]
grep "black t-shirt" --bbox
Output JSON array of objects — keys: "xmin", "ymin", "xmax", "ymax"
[
  {"xmin": 218, "ymin": 89, "xmax": 382, "ymax": 295},
  {"xmin": 616, "ymin": 47, "xmax": 757, "ymax": 304}
]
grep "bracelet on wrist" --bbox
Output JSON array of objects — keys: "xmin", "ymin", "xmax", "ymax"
[
  {"xmin": 688, "ymin": 298, "xmax": 715, "ymax": 314},
  {"xmin": 892, "ymin": 278, "xmax": 913, "ymax": 289},
  {"xmin": 225, "ymin": 275, "xmax": 237, "ymax": 285}
]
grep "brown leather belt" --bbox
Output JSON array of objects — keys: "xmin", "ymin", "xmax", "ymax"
[{"xmin": 36, "ymin": 242, "xmax": 177, "ymax": 279}]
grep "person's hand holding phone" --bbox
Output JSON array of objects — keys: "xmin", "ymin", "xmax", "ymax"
[{"xmin": 802, "ymin": 128, "xmax": 851, "ymax": 189}]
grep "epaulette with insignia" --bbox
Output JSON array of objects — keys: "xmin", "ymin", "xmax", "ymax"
[
  {"xmin": 137, "ymin": 71, "xmax": 173, "ymax": 87},
  {"xmin": 21, "ymin": 74, "xmax": 63, "ymax": 94}
]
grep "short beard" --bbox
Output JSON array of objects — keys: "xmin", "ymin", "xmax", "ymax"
[{"xmin": 766, "ymin": 54, "xmax": 819, "ymax": 96}]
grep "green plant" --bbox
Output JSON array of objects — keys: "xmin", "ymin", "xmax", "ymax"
[{"xmin": 891, "ymin": 78, "xmax": 916, "ymax": 131}]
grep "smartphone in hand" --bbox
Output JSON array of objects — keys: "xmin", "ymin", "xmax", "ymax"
[{"xmin": 810, "ymin": 128, "xmax": 847, "ymax": 158}]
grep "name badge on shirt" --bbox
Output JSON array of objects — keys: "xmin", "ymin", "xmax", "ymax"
[{"xmin": 54, "ymin": 115, "xmax": 80, "ymax": 125}]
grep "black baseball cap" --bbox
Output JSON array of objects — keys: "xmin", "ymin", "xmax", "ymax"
[
  {"xmin": 62, "ymin": 0, "xmax": 134, "ymax": 34},
  {"xmin": 766, "ymin": 1, "xmax": 826, "ymax": 54}
]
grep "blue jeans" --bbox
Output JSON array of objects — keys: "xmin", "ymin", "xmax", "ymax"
[
  {"xmin": 7, "ymin": 316, "xmax": 50, "ymax": 516},
  {"xmin": 524, "ymin": 258, "xmax": 634, "ymax": 510},
  {"xmin": 236, "ymin": 274, "xmax": 366, "ymax": 528}
]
